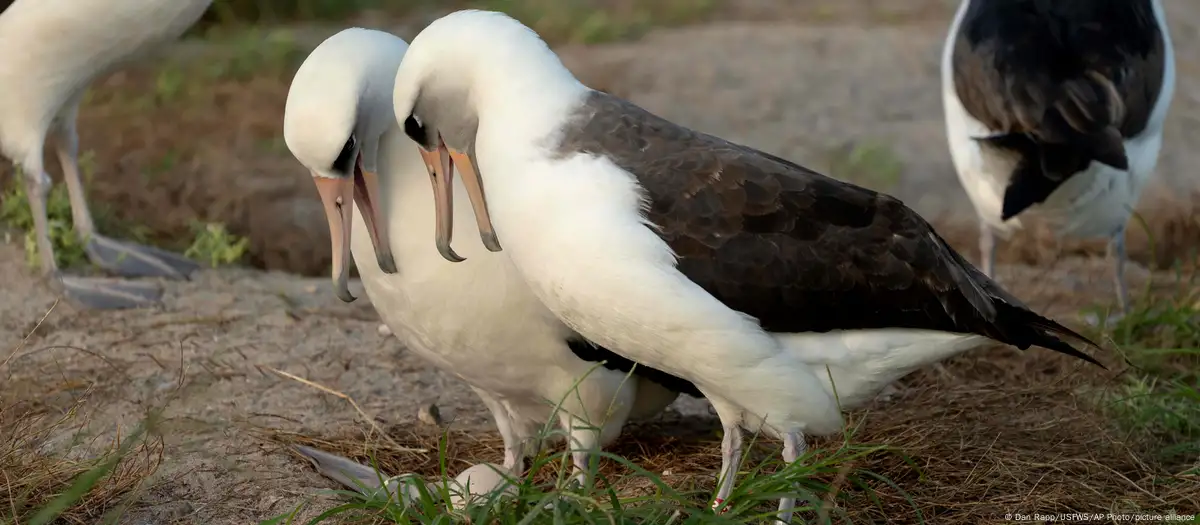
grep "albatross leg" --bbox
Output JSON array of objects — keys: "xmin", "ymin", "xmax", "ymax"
[
  {"xmin": 22, "ymin": 162, "xmax": 61, "ymax": 284},
  {"xmin": 774, "ymin": 432, "xmax": 808, "ymax": 524},
  {"xmin": 54, "ymin": 102, "xmax": 200, "ymax": 281},
  {"xmin": 1108, "ymin": 228, "xmax": 1131, "ymax": 319},
  {"xmin": 561, "ymin": 413, "xmax": 602, "ymax": 489},
  {"xmin": 473, "ymin": 388, "xmax": 527, "ymax": 475},
  {"xmin": 705, "ymin": 396, "xmax": 746, "ymax": 513},
  {"xmin": 22, "ymin": 154, "xmax": 161, "ymax": 309},
  {"xmin": 712, "ymin": 422, "xmax": 744, "ymax": 513}
]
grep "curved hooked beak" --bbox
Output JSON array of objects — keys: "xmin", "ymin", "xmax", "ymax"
[
  {"xmin": 312, "ymin": 158, "xmax": 397, "ymax": 303},
  {"xmin": 417, "ymin": 138, "xmax": 502, "ymax": 263}
]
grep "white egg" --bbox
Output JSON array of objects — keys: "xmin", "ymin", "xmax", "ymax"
[{"xmin": 446, "ymin": 462, "xmax": 517, "ymax": 509}]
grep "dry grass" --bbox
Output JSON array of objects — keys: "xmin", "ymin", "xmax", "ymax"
[
  {"xmin": 246, "ymin": 263, "xmax": 1198, "ymax": 522},
  {"xmin": 0, "ymin": 397, "xmax": 165, "ymax": 525},
  {"xmin": 260, "ymin": 344, "xmax": 1199, "ymax": 523},
  {"xmin": 0, "ymin": 304, "xmax": 170, "ymax": 525}
]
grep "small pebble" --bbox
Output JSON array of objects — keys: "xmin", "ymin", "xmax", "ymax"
[
  {"xmin": 418, "ymin": 403, "xmax": 442, "ymax": 426},
  {"xmin": 378, "ymin": 323, "xmax": 393, "ymax": 336}
]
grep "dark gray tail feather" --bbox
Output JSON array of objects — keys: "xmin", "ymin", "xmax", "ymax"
[{"xmin": 995, "ymin": 301, "xmax": 1105, "ymax": 369}]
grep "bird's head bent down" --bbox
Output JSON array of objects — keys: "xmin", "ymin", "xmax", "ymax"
[{"xmin": 283, "ymin": 28, "xmax": 407, "ymax": 302}]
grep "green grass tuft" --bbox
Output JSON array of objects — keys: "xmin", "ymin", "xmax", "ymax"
[
  {"xmin": 0, "ymin": 158, "xmax": 245, "ymax": 272},
  {"xmin": 185, "ymin": 222, "xmax": 251, "ymax": 268},
  {"xmin": 273, "ymin": 433, "xmax": 911, "ymax": 524},
  {"xmin": 273, "ymin": 364, "xmax": 914, "ymax": 524},
  {"xmin": 1086, "ymin": 275, "xmax": 1200, "ymax": 470}
]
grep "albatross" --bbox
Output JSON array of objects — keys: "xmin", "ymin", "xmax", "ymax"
[
  {"xmin": 942, "ymin": 0, "xmax": 1175, "ymax": 315},
  {"xmin": 0, "ymin": 0, "xmax": 211, "ymax": 309},
  {"xmin": 389, "ymin": 10, "xmax": 1104, "ymax": 523},
  {"xmin": 282, "ymin": 27, "xmax": 691, "ymax": 486}
]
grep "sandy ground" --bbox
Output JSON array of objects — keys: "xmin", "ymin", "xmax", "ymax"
[{"xmin": 2, "ymin": 1, "xmax": 1199, "ymax": 523}]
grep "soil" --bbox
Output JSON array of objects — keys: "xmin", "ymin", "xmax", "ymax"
[{"xmin": 2, "ymin": 1, "xmax": 1198, "ymax": 524}]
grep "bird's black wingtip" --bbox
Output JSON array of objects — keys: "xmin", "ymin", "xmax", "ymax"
[
  {"xmin": 1044, "ymin": 336, "xmax": 1106, "ymax": 370},
  {"xmin": 1036, "ymin": 319, "xmax": 1106, "ymax": 369},
  {"xmin": 998, "ymin": 302, "xmax": 1106, "ymax": 369}
]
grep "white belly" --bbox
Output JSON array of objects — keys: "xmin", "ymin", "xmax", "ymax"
[
  {"xmin": 480, "ymin": 152, "xmax": 846, "ymax": 437},
  {"xmin": 348, "ymin": 145, "xmax": 674, "ymax": 433}
]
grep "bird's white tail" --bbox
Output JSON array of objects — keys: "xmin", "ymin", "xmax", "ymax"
[{"xmin": 774, "ymin": 330, "xmax": 989, "ymax": 411}]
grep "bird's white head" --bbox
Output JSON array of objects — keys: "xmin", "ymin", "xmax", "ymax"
[
  {"xmin": 283, "ymin": 27, "xmax": 409, "ymax": 302},
  {"xmin": 391, "ymin": 10, "xmax": 587, "ymax": 263}
]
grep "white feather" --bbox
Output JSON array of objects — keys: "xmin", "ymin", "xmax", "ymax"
[
  {"xmin": 283, "ymin": 28, "xmax": 680, "ymax": 468},
  {"xmin": 392, "ymin": 11, "xmax": 997, "ymax": 439}
]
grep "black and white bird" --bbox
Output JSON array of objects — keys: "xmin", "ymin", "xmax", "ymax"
[
  {"xmin": 0, "ymin": 0, "xmax": 212, "ymax": 309},
  {"xmin": 389, "ymin": 10, "xmax": 1103, "ymax": 523},
  {"xmin": 942, "ymin": 0, "xmax": 1175, "ymax": 315},
  {"xmin": 282, "ymin": 27, "xmax": 689, "ymax": 487}
]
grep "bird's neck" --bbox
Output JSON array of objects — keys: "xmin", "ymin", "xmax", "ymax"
[{"xmin": 465, "ymin": 50, "xmax": 590, "ymax": 146}]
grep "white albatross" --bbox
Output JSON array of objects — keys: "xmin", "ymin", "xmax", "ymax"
[
  {"xmin": 281, "ymin": 27, "xmax": 690, "ymax": 487},
  {"xmin": 0, "ymin": 0, "xmax": 211, "ymax": 309},
  {"xmin": 942, "ymin": 0, "xmax": 1175, "ymax": 316},
  {"xmin": 388, "ymin": 10, "xmax": 1105, "ymax": 523}
]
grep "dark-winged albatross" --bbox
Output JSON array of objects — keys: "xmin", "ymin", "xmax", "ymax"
[
  {"xmin": 390, "ymin": 10, "xmax": 1104, "ymax": 523},
  {"xmin": 0, "ymin": 0, "xmax": 211, "ymax": 309},
  {"xmin": 283, "ymin": 27, "xmax": 691, "ymax": 487},
  {"xmin": 943, "ymin": 0, "xmax": 1174, "ymax": 316}
]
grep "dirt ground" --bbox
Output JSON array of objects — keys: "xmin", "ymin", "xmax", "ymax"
[{"xmin": 2, "ymin": 1, "xmax": 1199, "ymax": 523}]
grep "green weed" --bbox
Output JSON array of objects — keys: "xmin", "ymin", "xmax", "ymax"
[
  {"xmin": 1086, "ymin": 274, "xmax": 1200, "ymax": 470},
  {"xmin": 185, "ymin": 222, "xmax": 250, "ymax": 268}
]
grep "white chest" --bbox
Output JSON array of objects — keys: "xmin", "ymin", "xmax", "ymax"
[{"xmin": 347, "ymin": 164, "xmax": 574, "ymax": 399}]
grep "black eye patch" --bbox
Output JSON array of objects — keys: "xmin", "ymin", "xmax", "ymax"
[
  {"xmin": 332, "ymin": 134, "xmax": 357, "ymax": 175},
  {"xmin": 404, "ymin": 114, "xmax": 434, "ymax": 149}
]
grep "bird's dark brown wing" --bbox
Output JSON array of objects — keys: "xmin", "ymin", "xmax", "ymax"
[{"xmin": 557, "ymin": 91, "xmax": 1099, "ymax": 364}]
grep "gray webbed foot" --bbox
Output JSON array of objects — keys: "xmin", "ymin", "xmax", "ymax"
[
  {"xmin": 86, "ymin": 234, "xmax": 201, "ymax": 279},
  {"xmin": 61, "ymin": 275, "xmax": 163, "ymax": 310}
]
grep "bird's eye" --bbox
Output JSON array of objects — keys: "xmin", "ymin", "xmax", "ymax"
[{"xmin": 404, "ymin": 114, "xmax": 431, "ymax": 148}]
